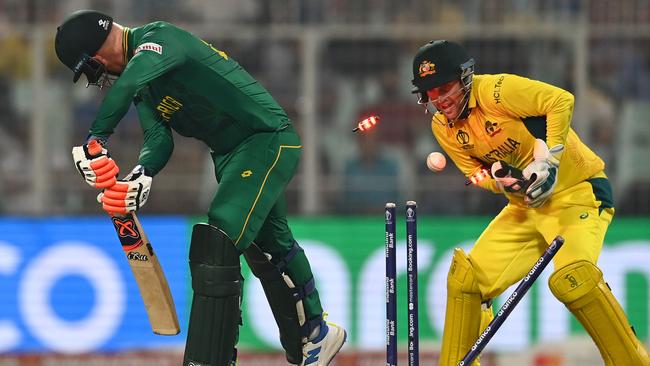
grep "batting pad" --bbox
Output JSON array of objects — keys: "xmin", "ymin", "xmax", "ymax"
[
  {"xmin": 243, "ymin": 242, "xmax": 305, "ymax": 364},
  {"xmin": 439, "ymin": 248, "xmax": 483, "ymax": 366},
  {"xmin": 184, "ymin": 224, "xmax": 241, "ymax": 366},
  {"xmin": 549, "ymin": 260, "xmax": 650, "ymax": 366}
]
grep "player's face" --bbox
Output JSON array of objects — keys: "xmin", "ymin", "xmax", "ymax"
[
  {"xmin": 426, "ymin": 80, "xmax": 464, "ymax": 120},
  {"xmin": 93, "ymin": 55, "xmax": 123, "ymax": 74}
]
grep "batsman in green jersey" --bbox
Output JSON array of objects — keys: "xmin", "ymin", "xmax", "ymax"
[{"xmin": 55, "ymin": 10, "xmax": 346, "ymax": 366}]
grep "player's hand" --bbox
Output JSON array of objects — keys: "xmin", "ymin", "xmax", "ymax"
[
  {"xmin": 72, "ymin": 140, "xmax": 119, "ymax": 188},
  {"xmin": 491, "ymin": 160, "xmax": 528, "ymax": 195},
  {"xmin": 522, "ymin": 139, "xmax": 564, "ymax": 208},
  {"xmin": 97, "ymin": 165, "xmax": 152, "ymax": 214}
]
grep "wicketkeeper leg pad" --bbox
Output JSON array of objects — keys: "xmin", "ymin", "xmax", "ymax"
[
  {"xmin": 244, "ymin": 243, "xmax": 306, "ymax": 365},
  {"xmin": 183, "ymin": 224, "xmax": 242, "ymax": 366},
  {"xmin": 479, "ymin": 300, "xmax": 494, "ymax": 334},
  {"xmin": 439, "ymin": 248, "xmax": 483, "ymax": 366},
  {"xmin": 549, "ymin": 260, "xmax": 650, "ymax": 366}
]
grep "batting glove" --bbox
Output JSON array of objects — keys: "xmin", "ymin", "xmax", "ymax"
[
  {"xmin": 97, "ymin": 165, "xmax": 152, "ymax": 214},
  {"xmin": 72, "ymin": 140, "xmax": 119, "ymax": 188},
  {"xmin": 522, "ymin": 139, "xmax": 564, "ymax": 208},
  {"xmin": 491, "ymin": 160, "xmax": 529, "ymax": 195}
]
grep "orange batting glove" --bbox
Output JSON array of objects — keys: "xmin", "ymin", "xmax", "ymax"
[{"xmin": 71, "ymin": 139, "xmax": 119, "ymax": 189}]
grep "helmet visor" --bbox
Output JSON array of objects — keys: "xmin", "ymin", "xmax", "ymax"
[{"xmin": 72, "ymin": 53, "xmax": 107, "ymax": 83}]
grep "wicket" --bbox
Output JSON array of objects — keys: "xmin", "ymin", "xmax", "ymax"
[
  {"xmin": 458, "ymin": 235, "xmax": 565, "ymax": 365},
  {"xmin": 385, "ymin": 201, "xmax": 419, "ymax": 366},
  {"xmin": 385, "ymin": 201, "xmax": 564, "ymax": 366}
]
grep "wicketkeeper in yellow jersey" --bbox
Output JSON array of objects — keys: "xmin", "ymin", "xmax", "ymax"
[{"xmin": 410, "ymin": 40, "xmax": 650, "ymax": 366}]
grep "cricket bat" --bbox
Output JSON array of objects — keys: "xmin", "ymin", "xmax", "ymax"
[
  {"xmin": 85, "ymin": 139, "xmax": 180, "ymax": 335},
  {"xmin": 110, "ymin": 212, "xmax": 181, "ymax": 335}
]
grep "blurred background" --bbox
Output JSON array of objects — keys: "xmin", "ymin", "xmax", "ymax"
[{"xmin": 0, "ymin": 0, "xmax": 649, "ymax": 365}]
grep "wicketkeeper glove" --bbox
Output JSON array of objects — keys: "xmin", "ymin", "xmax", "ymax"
[
  {"xmin": 72, "ymin": 140, "xmax": 119, "ymax": 188},
  {"xmin": 522, "ymin": 139, "xmax": 564, "ymax": 208},
  {"xmin": 491, "ymin": 160, "xmax": 529, "ymax": 195},
  {"xmin": 97, "ymin": 165, "xmax": 152, "ymax": 214}
]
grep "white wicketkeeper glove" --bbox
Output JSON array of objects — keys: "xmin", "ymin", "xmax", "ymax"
[
  {"xmin": 97, "ymin": 165, "xmax": 152, "ymax": 214},
  {"xmin": 72, "ymin": 140, "xmax": 119, "ymax": 188},
  {"xmin": 491, "ymin": 160, "xmax": 529, "ymax": 195},
  {"xmin": 522, "ymin": 139, "xmax": 564, "ymax": 208}
]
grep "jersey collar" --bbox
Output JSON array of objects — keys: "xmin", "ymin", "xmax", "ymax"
[
  {"xmin": 467, "ymin": 84, "xmax": 477, "ymax": 109},
  {"xmin": 122, "ymin": 27, "xmax": 134, "ymax": 64}
]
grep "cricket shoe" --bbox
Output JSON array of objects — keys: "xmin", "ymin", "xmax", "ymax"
[{"xmin": 300, "ymin": 319, "xmax": 347, "ymax": 365}]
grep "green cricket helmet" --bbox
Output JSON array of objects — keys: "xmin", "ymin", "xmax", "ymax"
[{"xmin": 55, "ymin": 10, "xmax": 113, "ymax": 84}]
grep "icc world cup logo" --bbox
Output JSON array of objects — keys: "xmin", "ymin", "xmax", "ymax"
[{"xmin": 456, "ymin": 130, "xmax": 470, "ymax": 145}]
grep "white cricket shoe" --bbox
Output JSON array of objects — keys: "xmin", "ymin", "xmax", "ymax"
[{"xmin": 300, "ymin": 320, "xmax": 347, "ymax": 365}]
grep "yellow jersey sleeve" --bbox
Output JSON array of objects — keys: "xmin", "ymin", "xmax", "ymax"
[{"xmin": 487, "ymin": 74, "xmax": 574, "ymax": 148}]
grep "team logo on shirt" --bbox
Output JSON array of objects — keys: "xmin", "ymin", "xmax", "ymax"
[
  {"xmin": 418, "ymin": 61, "xmax": 436, "ymax": 77},
  {"xmin": 156, "ymin": 95, "xmax": 183, "ymax": 121},
  {"xmin": 480, "ymin": 138, "xmax": 522, "ymax": 163},
  {"xmin": 135, "ymin": 42, "xmax": 163, "ymax": 55},
  {"xmin": 241, "ymin": 170, "xmax": 253, "ymax": 178},
  {"xmin": 456, "ymin": 129, "xmax": 474, "ymax": 150},
  {"xmin": 484, "ymin": 121, "xmax": 502, "ymax": 137}
]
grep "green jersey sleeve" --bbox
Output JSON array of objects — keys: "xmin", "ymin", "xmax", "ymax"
[
  {"xmin": 134, "ymin": 97, "xmax": 174, "ymax": 176},
  {"xmin": 89, "ymin": 26, "xmax": 186, "ymax": 138}
]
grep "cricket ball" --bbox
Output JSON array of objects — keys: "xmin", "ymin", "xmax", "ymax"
[{"xmin": 426, "ymin": 152, "xmax": 446, "ymax": 172}]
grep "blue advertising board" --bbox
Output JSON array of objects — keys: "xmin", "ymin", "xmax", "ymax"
[
  {"xmin": 1, "ymin": 216, "xmax": 649, "ymax": 355},
  {"xmin": 0, "ymin": 217, "xmax": 188, "ymax": 352}
]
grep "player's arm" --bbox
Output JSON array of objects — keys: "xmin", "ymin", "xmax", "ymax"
[
  {"xmin": 89, "ymin": 33, "xmax": 186, "ymax": 140},
  {"xmin": 467, "ymin": 164, "xmax": 499, "ymax": 193},
  {"xmin": 97, "ymin": 97, "xmax": 174, "ymax": 215},
  {"xmin": 489, "ymin": 75, "xmax": 569, "ymax": 206},
  {"xmin": 492, "ymin": 74, "xmax": 574, "ymax": 148},
  {"xmin": 134, "ymin": 97, "xmax": 174, "ymax": 177}
]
